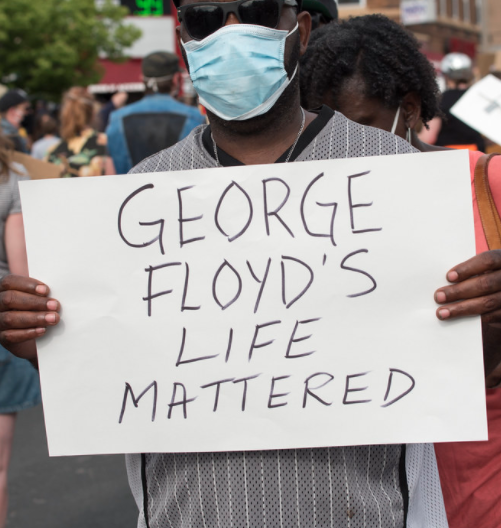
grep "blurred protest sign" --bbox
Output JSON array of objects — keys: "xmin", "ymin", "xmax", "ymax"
[
  {"xmin": 451, "ymin": 75, "xmax": 501, "ymax": 146},
  {"xmin": 11, "ymin": 152, "xmax": 61, "ymax": 179},
  {"xmin": 19, "ymin": 150, "xmax": 486, "ymax": 456}
]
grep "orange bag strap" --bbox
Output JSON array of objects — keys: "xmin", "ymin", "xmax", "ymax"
[{"xmin": 474, "ymin": 153, "xmax": 501, "ymax": 250}]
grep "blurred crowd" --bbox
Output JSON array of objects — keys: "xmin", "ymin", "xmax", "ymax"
[
  {"xmin": 1, "ymin": 2, "xmax": 501, "ymax": 528},
  {"xmin": 1, "ymin": 28, "xmax": 500, "ymax": 184},
  {"xmin": 0, "ymin": 50, "xmax": 206, "ymax": 180}
]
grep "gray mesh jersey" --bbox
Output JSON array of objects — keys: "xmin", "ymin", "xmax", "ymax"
[{"xmin": 126, "ymin": 111, "xmax": 449, "ymax": 528}]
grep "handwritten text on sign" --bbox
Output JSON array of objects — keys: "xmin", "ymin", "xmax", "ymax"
[{"xmin": 19, "ymin": 151, "xmax": 487, "ymax": 456}]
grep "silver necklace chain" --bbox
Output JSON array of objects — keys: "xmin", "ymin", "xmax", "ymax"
[
  {"xmin": 211, "ymin": 107, "xmax": 306, "ymax": 167},
  {"xmin": 284, "ymin": 107, "xmax": 306, "ymax": 163}
]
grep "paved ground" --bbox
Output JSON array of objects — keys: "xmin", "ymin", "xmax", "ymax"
[{"xmin": 6, "ymin": 404, "xmax": 138, "ymax": 528}]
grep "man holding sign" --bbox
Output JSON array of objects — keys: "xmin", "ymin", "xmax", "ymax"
[{"xmin": 0, "ymin": 2, "xmax": 501, "ymax": 528}]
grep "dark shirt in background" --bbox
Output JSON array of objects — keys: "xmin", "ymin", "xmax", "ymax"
[{"xmin": 436, "ymin": 89, "xmax": 485, "ymax": 151}]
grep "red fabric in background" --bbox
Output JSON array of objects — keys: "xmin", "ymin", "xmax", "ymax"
[
  {"xmin": 97, "ymin": 58, "xmax": 143, "ymax": 85},
  {"xmin": 434, "ymin": 150, "xmax": 501, "ymax": 528}
]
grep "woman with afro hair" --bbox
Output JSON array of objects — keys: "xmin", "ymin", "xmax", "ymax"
[
  {"xmin": 300, "ymin": 14, "xmax": 501, "ymax": 528},
  {"xmin": 300, "ymin": 14, "xmax": 443, "ymax": 152}
]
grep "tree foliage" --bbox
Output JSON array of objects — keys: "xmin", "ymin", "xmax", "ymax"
[{"xmin": 0, "ymin": 0, "xmax": 142, "ymax": 100}]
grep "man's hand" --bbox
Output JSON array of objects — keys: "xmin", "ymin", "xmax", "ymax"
[
  {"xmin": 0, "ymin": 275, "xmax": 60, "ymax": 361},
  {"xmin": 435, "ymin": 250, "xmax": 501, "ymax": 388}
]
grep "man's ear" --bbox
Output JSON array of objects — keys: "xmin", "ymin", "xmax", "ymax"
[
  {"xmin": 298, "ymin": 11, "xmax": 312, "ymax": 56},
  {"xmin": 175, "ymin": 25, "xmax": 182, "ymax": 48},
  {"xmin": 173, "ymin": 72, "xmax": 182, "ymax": 92},
  {"xmin": 176, "ymin": 26, "xmax": 190, "ymax": 70},
  {"xmin": 402, "ymin": 92, "xmax": 422, "ymax": 130}
]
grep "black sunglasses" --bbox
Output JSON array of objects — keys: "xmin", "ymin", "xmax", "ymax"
[{"xmin": 178, "ymin": 0, "xmax": 298, "ymax": 41}]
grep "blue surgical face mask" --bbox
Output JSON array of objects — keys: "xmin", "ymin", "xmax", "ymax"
[{"xmin": 182, "ymin": 23, "xmax": 299, "ymax": 122}]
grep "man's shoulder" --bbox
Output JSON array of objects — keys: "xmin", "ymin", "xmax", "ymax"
[
  {"xmin": 110, "ymin": 95, "xmax": 203, "ymax": 122},
  {"xmin": 128, "ymin": 124, "xmax": 209, "ymax": 174},
  {"xmin": 109, "ymin": 98, "xmax": 152, "ymax": 121},
  {"xmin": 164, "ymin": 96, "xmax": 204, "ymax": 116},
  {"xmin": 165, "ymin": 98, "xmax": 206, "ymax": 125},
  {"xmin": 107, "ymin": 103, "xmax": 137, "ymax": 129}
]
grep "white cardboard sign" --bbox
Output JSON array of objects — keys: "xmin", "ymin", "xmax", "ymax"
[
  {"xmin": 451, "ymin": 74, "xmax": 501, "ymax": 145},
  {"xmin": 19, "ymin": 150, "xmax": 487, "ymax": 456}
]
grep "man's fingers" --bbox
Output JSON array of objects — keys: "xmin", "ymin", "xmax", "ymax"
[
  {"xmin": 0, "ymin": 275, "xmax": 59, "ymax": 353},
  {"xmin": 435, "ymin": 270, "xmax": 501, "ymax": 304},
  {"xmin": 445, "ymin": 250, "xmax": 501, "ymax": 283},
  {"xmin": 436, "ymin": 292, "xmax": 501, "ymax": 320},
  {"xmin": 0, "ymin": 274, "xmax": 50, "ymax": 296},
  {"xmin": 0, "ymin": 310, "xmax": 60, "ymax": 330},
  {"xmin": 0, "ymin": 290, "xmax": 59, "ymax": 313},
  {"xmin": 0, "ymin": 327, "xmax": 47, "ymax": 346}
]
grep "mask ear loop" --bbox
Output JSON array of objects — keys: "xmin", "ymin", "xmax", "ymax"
[
  {"xmin": 288, "ymin": 22, "xmax": 299, "ymax": 36},
  {"xmin": 390, "ymin": 105, "xmax": 401, "ymax": 135},
  {"xmin": 146, "ymin": 78, "xmax": 158, "ymax": 92}
]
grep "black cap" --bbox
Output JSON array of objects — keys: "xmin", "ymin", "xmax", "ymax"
[
  {"xmin": 0, "ymin": 89, "xmax": 28, "ymax": 113},
  {"xmin": 303, "ymin": 0, "xmax": 337, "ymax": 20},
  {"xmin": 173, "ymin": 0, "xmax": 303, "ymax": 10},
  {"xmin": 142, "ymin": 51, "xmax": 180, "ymax": 78}
]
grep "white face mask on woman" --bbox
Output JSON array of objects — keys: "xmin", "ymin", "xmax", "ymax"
[
  {"xmin": 390, "ymin": 105, "xmax": 401, "ymax": 135},
  {"xmin": 390, "ymin": 105, "xmax": 412, "ymax": 144}
]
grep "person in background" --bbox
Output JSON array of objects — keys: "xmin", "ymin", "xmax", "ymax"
[
  {"xmin": 106, "ymin": 51, "xmax": 205, "ymax": 175},
  {"xmin": 0, "ymin": 90, "xmax": 30, "ymax": 154},
  {"xmin": 300, "ymin": 15, "xmax": 501, "ymax": 527},
  {"xmin": 302, "ymin": 0, "xmax": 337, "ymax": 30},
  {"xmin": 419, "ymin": 53, "xmax": 485, "ymax": 151},
  {"xmin": 96, "ymin": 91, "xmax": 129, "ymax": 133},
  {"xmin": 31, "ymin": 114, "xmax": 60, "ymax": 160},
  {"xmin": 0, "ymin": 129, "xmax": 41, "ymax": 528},
  {"xmin": 300, "ymin": 14, "xmax": 442, "ymax": 152},
  {"xmin": 47, "ymin": 87, "xmax": 115, "ymax": 177}
]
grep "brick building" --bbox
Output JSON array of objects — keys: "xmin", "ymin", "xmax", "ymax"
[
  {"xmin": 337, "ymin": 0, "xmax": 401, "ymax": 21},
  {"xmin": 337, "ymin": 0, "xmax": 485, "ymax": 69},
  {"xmin": 479, "ymin": 0, "xmax": 501, "ymax": 74},
  {"xmin": 90, "ymin": 0, "xmax": 499, "ymax": 94}
]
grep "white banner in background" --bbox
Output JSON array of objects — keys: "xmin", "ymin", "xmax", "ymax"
[
  {"xmin": 401, "ymin": 0, "xmax": 437, "ymax": 25},
  {"xmin": 451, "ymin": 74, "xmax": 501, "ymax": 146}
]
